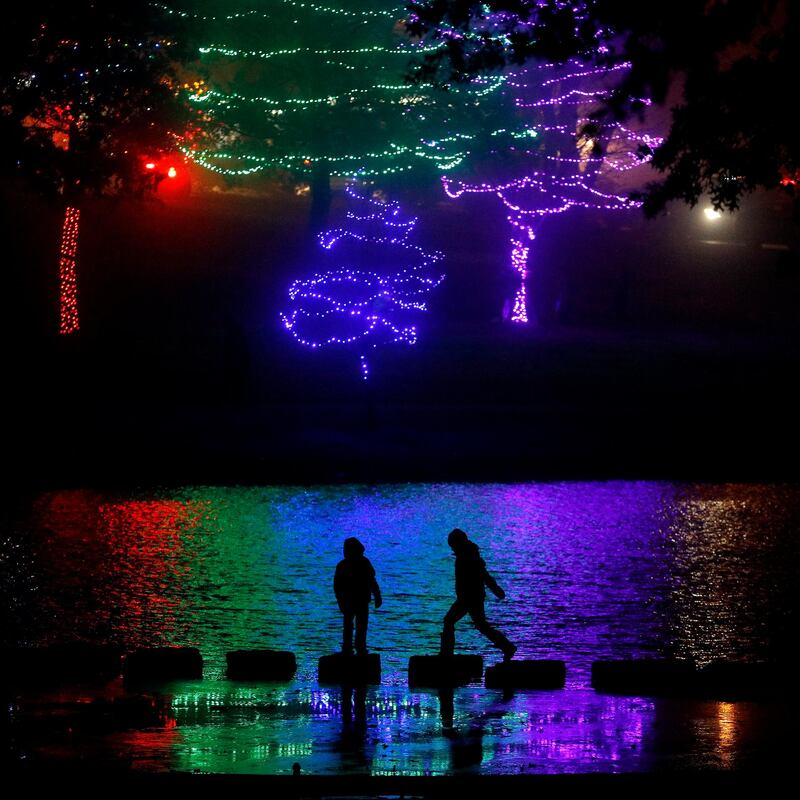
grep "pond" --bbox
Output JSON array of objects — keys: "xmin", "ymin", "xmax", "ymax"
[{"xmin": 4, "ymin": 482, "xmax": 797, "ymax": 774}]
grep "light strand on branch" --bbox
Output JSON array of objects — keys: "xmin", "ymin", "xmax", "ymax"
[
  {"xmin": 155, "ymin": 1, "xmax": 402, "ymax": 21},
  {"xmin": 198, "ymin": 42, "xmax": 445, "ymax": 61},
  {"xmin": 441, "ymin": 57, "xmax": 662, "ymax": 325},
  {"xmin": 280, "ymin": 184, "xmax": 444, "ymax": 379}
]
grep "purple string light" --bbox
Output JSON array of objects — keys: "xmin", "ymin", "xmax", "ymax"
[
  {"xmin": 281, "ymin": 184, "xmax": 444, "ymax": 379},
  {"xmin": 442, "ymin": 57, "xmax": 662, "ymax": 325}
]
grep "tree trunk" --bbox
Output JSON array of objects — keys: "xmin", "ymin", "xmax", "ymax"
[
  {"xmin": 509, "ymin": 230, "xmax": 537, "ymax": 326},
  {"xmin": 309, "ymin": 158, "xmax": 332, "ymax": 234},
  {"xmin": 58, "ymin": 205, "xmax": 81, "ymax": 334}
]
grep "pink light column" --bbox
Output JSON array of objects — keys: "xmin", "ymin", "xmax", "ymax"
[{"xmin": 58, "ymin": 206, "xmax": 80, "ymax": 335}]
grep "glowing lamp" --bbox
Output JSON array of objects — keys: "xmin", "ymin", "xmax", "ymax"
[
  {"xmin": 167, "ymin": 166, "xmax": 177, "ymax": 178},
  {"xmin": 703, "ymin": 207, "xmax": 722, "ymax": 221},
  {"xmin": 145, "ymin": 162, "xmax": 156, "ymax": 170}
]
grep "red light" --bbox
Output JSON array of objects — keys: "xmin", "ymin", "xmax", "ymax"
[
  {"xmin": 167, "ymin": 166, "xmax": 177, "ymax": 178},
  {"xmin": 303, "ymin": 159, "xmax": 311, "ymax": 166},
  {"xmin": 145, "ymin": 162, "xmax": 156, "ymax": 170}
]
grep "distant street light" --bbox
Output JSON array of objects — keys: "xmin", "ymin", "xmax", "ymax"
[{"xmin": 703, "ymin": 207, "xmax": 723, "ymax": 221}]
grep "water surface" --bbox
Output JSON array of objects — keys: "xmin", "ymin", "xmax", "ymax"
[{"xmin": 5, "ymin": 482, "xmax": 797, "ymax": 774}]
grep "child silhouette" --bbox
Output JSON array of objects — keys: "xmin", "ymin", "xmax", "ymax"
[
  {"xmin": 441, "ymin": 528, "xmax": 516, "ymax": 660},
  {"xmin": 334, "ymin": 537, "xmax": 382, "ymax": 656}
]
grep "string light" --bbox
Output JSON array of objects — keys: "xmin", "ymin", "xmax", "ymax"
[
  {"xmin": 198, "ymin": 42, "xmax": 444, "ymax": 61},
  {"xmin": 183, "ymin": 3, "xmax": 518, "ymax": 183},
  {"xmin": 406, "ymin": 1, "xmax": 606, "ymax": 57},
  {"xmin": 180, "ymin": 136, "xmax": 470, "ymax": 177},
  {"xmin": 188, "ymin": 74, "xmax": 504, "ymax": 112},
  {"xmin": 180, "ymin": 112, "xmax": 539, "ymax": 180},
  {"xmin": 280, "ymin": 183, "xmax": 444, "ymax": 379},
  {"xmin": 510, "ymin": 237, "xmax": 530, "ymax": 323},
  {"xmin": 58, "ymin": 206, "xmax": 80, "ymax": 335},
  {"xmin": 180, "ymin": 144, "xmax": 436, "ymax": 177},
  {"xmin": 155, "ymin": 1, "xmax": 403, "ymax": 21},
  {"xmin": 441, "ymin": 57, "xmax": 661, "ymax": 325}
]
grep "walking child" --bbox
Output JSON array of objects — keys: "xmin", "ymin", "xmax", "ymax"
[{"xmin": 441, "ymin": 528, "xmax": 516, "ymax": 660}]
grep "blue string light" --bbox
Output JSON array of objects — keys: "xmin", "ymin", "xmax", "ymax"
[{"xmin": 280, "ymin": 183, "xmax": 444, "ymax": 379}]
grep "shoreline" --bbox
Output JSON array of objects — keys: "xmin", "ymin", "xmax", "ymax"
[{"xmin": 6, "ymin": 769, "xmax": 790, "ymax": 793}]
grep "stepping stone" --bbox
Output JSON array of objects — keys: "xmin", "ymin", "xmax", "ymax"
[
  {"xmin": 226, "ymin": 649, "xmax": 296, "ymax": 681},
  {"xmin": 318, "ymin": 653, "xmax": 381, "ymax": 685},
  {"xmin": 485, "ymin": 659, "xmax": 566, "ymax": 689},
  {"xmin": 8, "ymin": 643, "xmax": 123, "ymax": 684},
  {"xmin": 408, "ymin": 655, "xmax": 483, "ymax": 688},
  {"xmin": 123, "ymin": 647, "xmax": 203, "ymax": 682},
  {"xmin": 591, "ymin": 659, "xmax": 696, "ymax": 696},
  {"xmin": 697, "ymin": 661, "xmax": 786, "ymax": 700}
]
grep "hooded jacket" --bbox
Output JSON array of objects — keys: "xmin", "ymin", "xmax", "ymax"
[
  {"xmin": 453, "ymin": 539, "xmax": 503, "ymax": 603},
  {"xmin": 334, "ymin": 537, "xmax": 380, "ymax": 610}
]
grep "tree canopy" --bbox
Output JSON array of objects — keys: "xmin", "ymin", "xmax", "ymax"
[
  {"xmin": 405, "ymin": 0, "xmax": 800, "ymax": 215},
  {"xmin": 0, "ymin": 0, "xmax": 199, "ymax": 202},
  {"xmin": 177, "ymin": 0, "xmax": 515, "ymax": 192}
]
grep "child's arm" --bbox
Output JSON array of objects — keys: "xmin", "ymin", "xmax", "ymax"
[
  {"xmin": 372, "ymin": 578, "xmax": 382, "ymax": 609},
  {"xmin": 334, "ymin": 562, "xmax": 346, "ymax": 611},
  {"xmin": 483, "ymin": 564, "xmax": 506, "ymax": 600}
]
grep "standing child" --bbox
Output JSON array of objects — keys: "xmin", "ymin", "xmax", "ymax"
[{"xmin": 334, "ymin": 537, "xmax": 382, "ymax": 656}]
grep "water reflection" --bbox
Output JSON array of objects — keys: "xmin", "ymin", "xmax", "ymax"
[
  {"xmin": 665, "ymin": 484, "xmax": 798, "ymax": 665},
  {"xmin": 6, "ymin": 482, "xmax": 799, "ymax": 774}
]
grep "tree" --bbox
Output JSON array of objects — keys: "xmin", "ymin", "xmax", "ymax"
[
  {"xmin": 280, "ymin": 182, "xmax": 444, "ymax": 378},
  {"xmin": 175, "ymin": 0, "xmax": 513, "ymax": 229},
  {"xmin": 405, "ymin": 0, "xmax": 800, "ymax": 216},
  {"xmin": 0, "ymin": 1, "xmax": 200, "ymax": 333},
  {"xmin": 441, "ymin": 58, "xmax": 658, "ymax": 325}
]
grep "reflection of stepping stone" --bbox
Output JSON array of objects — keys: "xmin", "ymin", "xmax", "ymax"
[
  {"xmin": 123, "ymin": 647, "xmax": 203, "ymax": 683},
  {"xmin": 318, "ymin": 653, "xmax": 381, "ymax": 685},
  {"xmin": 226, "ymin": 650, "xmax": 296, "ymax": 681},
  {"xmin": 485, "ymin": 659, "xmax": 566, "ymax": 689},
  {"xmin": 408, "ymin": 655, "xmax": 483, "ymax": 688},
  {"xmin": 591, "ymin": 659, "xmax": 696, "ymax": 696}
]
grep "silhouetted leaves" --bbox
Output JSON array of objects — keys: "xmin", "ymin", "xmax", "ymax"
[
  {"xmin": 0, "ymin": 1, "xmax": 198, "ymax": 202},
  {"xmin": 405, "ymin": 0, "xmax": 800, "ymax": 214}
]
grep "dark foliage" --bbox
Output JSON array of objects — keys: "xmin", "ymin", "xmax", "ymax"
[{"xmin": 0, "ymin": 1, "xmax": 198, "ymax": 202}]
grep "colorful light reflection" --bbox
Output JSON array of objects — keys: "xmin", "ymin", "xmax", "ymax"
[{"xmin": 10, "ymin": 482, "xmax": 795, "ymax": 775}]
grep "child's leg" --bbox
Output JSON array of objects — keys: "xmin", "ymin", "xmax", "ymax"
[
  {"xmin": 342, "ymin": 610, "xmax": 355, "ymax": 654},
  {"xmin": 469, "ymin": 601, "xmax": 515, "ymax": 657},
  {"xmin": 441, "ymin": 600, "xmax": 468, "ymax": 655},
  {"xmin": 354, "ymin": 605, "xmax": 369, "ymax": 655}
]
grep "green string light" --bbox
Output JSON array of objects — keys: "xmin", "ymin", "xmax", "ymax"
[
  {"xmin": 179, "ymin": 119, "xmax": 539, "ymax": 179},
  {"xmin": 198, "ymin": 41, "xmax": 445, "ymax": 61},
  {"xmin": 155, "ymin": 1, "xmax": 402, "ymax": 21},
  {"xmin": 189, "ymin": 76, "xmax": 505, "ymax": 111},
  {"xmin": 177, "ymin": 2, "xmax": 524, "ymax": 183}
]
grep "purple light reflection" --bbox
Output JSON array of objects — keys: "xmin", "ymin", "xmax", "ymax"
[{"xmin": 9, "ymin": 482, "xmax": 797, "ymax": 774}]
